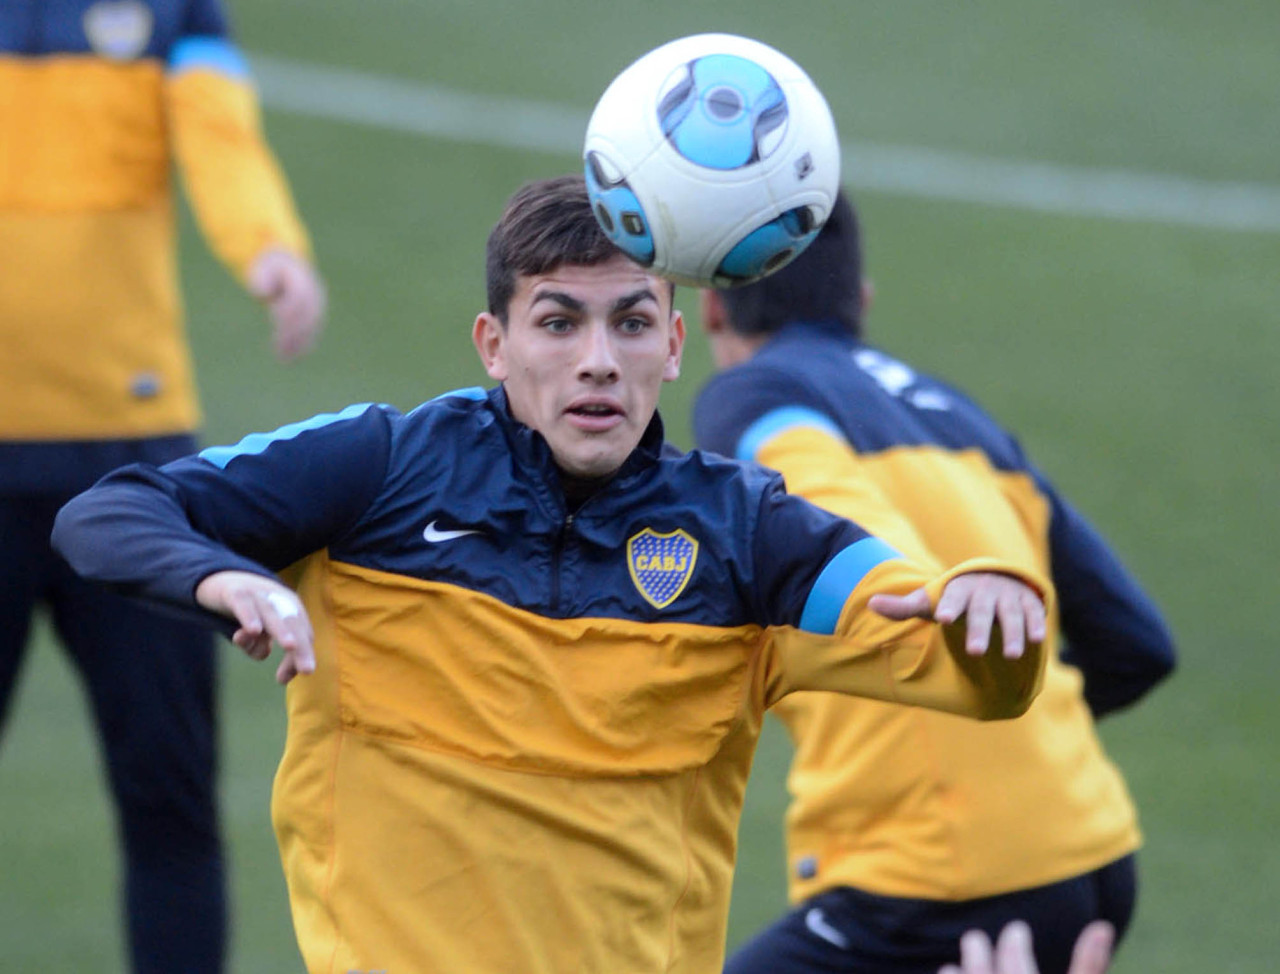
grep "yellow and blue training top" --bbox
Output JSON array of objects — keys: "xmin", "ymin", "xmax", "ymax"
[
  {"xmin": 0, "ymin": 0, "xmax": 310, "ymax": 457},
  {"xmin": 52, "ymin": 386, "xmax": 1048, "ymax": 973},
  {"xmin": 694, "ymin": 320, "xmax": 1175, "ymax": 903}
]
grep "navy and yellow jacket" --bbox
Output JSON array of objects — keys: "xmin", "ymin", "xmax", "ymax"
[
  {"xmin": 694, "ymin": 321, "xmax": 1175, "ymax": 903},
  {"xmin": 0, "ymin": 0, "xmax": 310, "ymax": 456},
  {"xmin": 54, "ymin": 386, "xmax": 1048, "ymax": 974}
]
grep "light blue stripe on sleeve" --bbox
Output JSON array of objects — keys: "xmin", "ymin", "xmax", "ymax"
[
  {"xmin": 735, "ymin": 406, "xmax": 844, "ymax": 461},
  {"xmin": 429, "ymin": 386, "xmax": 487, "ymax": 403},
  {"xmin": 199, "ymin": 403, "xmax": 376, "ymax": 469},
  {"xmin": 169, "ymin": 37, "xmax": 250, "ymax": 78},
  {"xmin": 799, "ymin": 537, "xmax": 902, "ymax": 634},
  {"xmin": 407, "ymin": 387, "xmax": 487, "ymax": 417}
]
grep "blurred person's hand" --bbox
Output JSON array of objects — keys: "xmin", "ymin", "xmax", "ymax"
[
  {"xmin": 938, "ymin": 920, "xmax": 1114, "ymax": 974},
  {"xmin": 248, "ymin": 248, "xmax": 326, "ymax": 360}
]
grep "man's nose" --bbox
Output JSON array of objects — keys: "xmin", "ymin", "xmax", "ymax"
[{"xmin": 577, "ymin": 321, "xmax": 620, "ymax": 381}]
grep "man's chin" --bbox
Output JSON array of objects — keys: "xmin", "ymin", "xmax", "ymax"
[{"xmin": 552, "ymin": 444, "xmax": 629, "ymax": 481}]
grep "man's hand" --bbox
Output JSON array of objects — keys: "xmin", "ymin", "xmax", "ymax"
[
  {"xmin": 247, "ymin": 248, "xmax": 327, "ymax": 361},
  {"xmin": 938, "ymin": 920, "xmax": 1114, "ymax": 974},
  {"xmin": 870, "ymin": 571, "xmax": 1046, "ymax": 659},
  {"xmin": 195, "ymin": 570, "xmax": 316, "ymax": 684}
]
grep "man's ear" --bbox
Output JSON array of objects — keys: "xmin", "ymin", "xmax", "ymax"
[
  {"xmin": 663, "ymin": 310, "xmax": 686, "ymax": 382},
  {"xmin": 860, "ymin": 278, "xmax": 875, "ymax": 315},
  {"xmin": 472, "ymin": 312, "xmax": 508, "ymax": 381},
  {"xmin": 699, "ymin": 289, "xmax": 728, "ymax": 335}
]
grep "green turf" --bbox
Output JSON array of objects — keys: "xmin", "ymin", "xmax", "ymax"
[{"xmin": 1, "ymin": 0, "xmax": 1276, "ymax": 969}]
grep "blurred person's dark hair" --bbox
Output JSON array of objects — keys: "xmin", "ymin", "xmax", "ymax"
[{"xmin": 718, "ymin": 190, "xmax": 863, "ymax": 338}]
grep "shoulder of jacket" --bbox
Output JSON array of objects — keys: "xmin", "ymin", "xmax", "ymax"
[{"xmin": 666, "ymin": 445, "xmax": 782, "ymax": 503}]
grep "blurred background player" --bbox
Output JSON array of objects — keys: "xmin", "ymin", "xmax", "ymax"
[
  {"xmin": 693, "ymin": 190, "xmax": 1175, "ymax": 974},
  {"xmin": 0, "ymin": 1, "xmax": 324, "ymax": 971}
]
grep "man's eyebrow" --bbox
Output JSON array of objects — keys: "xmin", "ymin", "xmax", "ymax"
[
  {"xmin": 527, "ymin": 288, "xmax": 659, "ymax": 314},
  {"xmin": 529, "ymin": 289, "xmax": 586, "ymax": 312},
  {"xmin": 612, "ymin": 288, "xmax": 660, "ymax": 313}
]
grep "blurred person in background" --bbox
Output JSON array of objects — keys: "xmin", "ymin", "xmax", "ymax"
[
  {"xmin": 0, "ymin": 1, "xmax": 324, "ymax": 971},
  {"xmin": 693, "ymin": 189, "xmax": 1174, "ymax": 974}
]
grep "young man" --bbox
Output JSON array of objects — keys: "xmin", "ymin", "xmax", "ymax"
[
  {"xmin": 1, "ymin": 2, "xmax": 324, "ymax": 970},
  {"xmin": 693, "ymin": 191, "xmax": 1175, "ymax": 974},
  {"xmin": 54, "ymin": 175, "xmax": 1048, "ymax": 974}
]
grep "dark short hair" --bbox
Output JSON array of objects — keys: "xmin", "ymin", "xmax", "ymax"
[
  {"xmin": 718, "ymin": 189, "xmax": 863, "ymax": 337},
  {"xmin": 485, "ymin": 174, "xmax": 625, "ymax": 320}
]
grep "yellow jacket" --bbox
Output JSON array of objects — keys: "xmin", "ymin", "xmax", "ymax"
[{"xmin": 0, "ymin": 2, "xmax": 310, "ymax": 440}]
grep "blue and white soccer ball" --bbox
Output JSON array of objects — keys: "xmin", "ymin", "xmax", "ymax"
[{"xmin": 584, "ymin": 33, "xmax": 841, "ymax": 289}]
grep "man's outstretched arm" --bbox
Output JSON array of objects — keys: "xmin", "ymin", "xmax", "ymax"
[
  {"xmin": 52, "ymin": 404, "xmax": 394, "ymax": 679},
  {"xmin": 752, "ymin": 484, "xmax": 1051, "ymax": 720}
]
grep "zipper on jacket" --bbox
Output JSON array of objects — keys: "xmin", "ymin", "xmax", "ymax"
[{"xmin": 550, "ymin": 513, "xmax": 574, "ymax": 613}]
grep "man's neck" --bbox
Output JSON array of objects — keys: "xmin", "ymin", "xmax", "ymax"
[{"xmin": 558, "ymin": 469, "xmax": 613, "ymax": 512}]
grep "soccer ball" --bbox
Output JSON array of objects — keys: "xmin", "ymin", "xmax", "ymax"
[{"xmin": 583, "ymin": 33, "xmax": 841, "ymax": 289}]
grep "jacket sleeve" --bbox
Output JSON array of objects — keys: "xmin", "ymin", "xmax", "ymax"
[
  {"xmin": 750, "ymin": 482, "xmax": 1049, "ymax": 721},
  {"xmin": 1039, "ymin": 478, "xmax": 1176, "ymax": 716},
  {"xmin": 164, "ymin": 0, "xmax": 312, "ymax": 279},
  {"xmin": 699, "ymin": 370, "xmax": 1047, "ymax": 720},
  {"xmin": 52, "ymin": 402, "xmax": 393, "ymax": 626}
]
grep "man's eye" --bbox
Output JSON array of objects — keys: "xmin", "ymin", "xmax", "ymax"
[
  {"xmin": 618, "ymin": 316, "xmax": 649, "ymax": 335},
  {"xmin": 543, "ymin": 317, "xmax": 573, "ymax": 334}
]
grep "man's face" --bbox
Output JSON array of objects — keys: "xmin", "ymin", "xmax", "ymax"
[{"xmin": 473, "ymin": 255, "xmax": 684, "ymax": 479}]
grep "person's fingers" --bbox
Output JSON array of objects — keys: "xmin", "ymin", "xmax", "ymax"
[
  {"xmin": 270, "ymin": 278, "xmax": 323, "ymax": 360},
  {"xmin": 262, "ymin": 590, "xmax": 315, "ymax": 680},
  {"xmin": 276, "ymin": 653, "xmax": 299, "ymax": 685},
  {"xmin": 249, "ymin": 252, "xmax": 324, "ymax": 361},
  {"xmin": 224, "ymin": 588, "xmax": 264, "ymax": 632},
  {"xmin": 233, "ymin": 628, "xmax": 271, "ymax": 661},
  {"xmin": 938, "ymin": 966, "xmax": 963, "ymax": 974},
  {"xmin": 246, "ymin": 260, "xmax": 277, "ymax": 301},
  {"xmin": 271, "ymin": 268, "xmax": 310, "ymax": 320},
  {"xmin": 1069, "ymin": 921, "xmax": 1114, "ymax": 974},
  {"xmin": 869, "ymin": 586, "xmax": 931, "ymax": 620},
  {"xmin": 264, "ymin": 589, "xmax": 302, "ymax": 629},
  {"xmin": 218, "ymin": 585, "xmax": 315, "ymax": 682},
  {"xmin": 1022, "ymin": 587, "xmax": 1047, "ymax": 644},
  {"xmin": 224, "ymin": 588, "xmax": 268, "ymax": 661},
  {"xmin": 994, "ymin": 921, "xmax": 1038, "ymax": 974},
  {"xmin": 995, "ymin": 588, "xmax": 1026, "ymax": 660},
  {"xmin": 958, "ymin": 928, "xmax": 996, "ymax": 973},
  {"xmin": 932, "ymin": 574, "xmax": 968, "ymax": 625},
  {"xmin": 958, "ymin": 582, "xmax": 997, "ymax": 655},
  {"xmin": 290, "ymin": 636, "xmax": 316, "ymax": 676}
]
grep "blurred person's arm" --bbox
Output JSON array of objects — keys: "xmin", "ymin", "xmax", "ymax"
[
  {"xmin": 164, "ymin": 0, "xmax": 325, "ymax": 359},
  {"xmin": 1037, "ymin": 481, "xmax": 1176, "ymax": 716}
]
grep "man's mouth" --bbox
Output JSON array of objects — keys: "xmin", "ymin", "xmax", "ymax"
[{"xmin": 566, "ymin": 401, "xmax": 624, "ymax": 431}]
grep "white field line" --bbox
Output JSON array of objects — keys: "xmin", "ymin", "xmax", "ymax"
[{"xmin": 251, "ymin": 54, "xmax": 1280, "ymax": 235}]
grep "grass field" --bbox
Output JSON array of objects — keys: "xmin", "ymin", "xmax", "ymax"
[{"xmin": 2, "ymin": 1, "xmax": 1277, "ymax": 969}]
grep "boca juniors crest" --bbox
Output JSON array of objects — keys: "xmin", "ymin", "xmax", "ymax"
[{"xmin": 626, "ymin": 528, "xmax": 698, "ymax": 609}]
